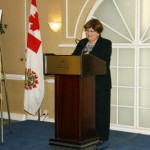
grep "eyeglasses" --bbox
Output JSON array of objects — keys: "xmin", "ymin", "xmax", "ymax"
[{"xmin": 85, "ymin": 29, "xmax": 96, "ymax": 33}]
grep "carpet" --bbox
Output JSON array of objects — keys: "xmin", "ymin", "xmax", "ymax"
[
  {"xmin": 0, "ymin": 120, "xmax": 54, "ymax": 150},
  {"xmin": 1, "ymin": 120, "xmax": 150, "ymax": 150},
  {"xmin": 97, "ymin": 130, "xmax": 150, "ymax": 150}
]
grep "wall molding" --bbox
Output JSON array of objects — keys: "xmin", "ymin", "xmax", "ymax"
[
  {"xmin": 59, "ymin": 43, "xmax": 76, "ymax": 48},
  {"xmin": 65, "ymin": 0, "xmax": 90, "ymax": 38},
  {"xmin": 6, "ymin": 74, "xmax": 25, "ymax": 80},
  {"xmin": 5, "ymin": 74, "xmax": 54, "ymax": 83}
]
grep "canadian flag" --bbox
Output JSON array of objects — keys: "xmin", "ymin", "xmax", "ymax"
[{"xmin": 24, "ymin": 0, "xmax": 44, "ymax": 115}]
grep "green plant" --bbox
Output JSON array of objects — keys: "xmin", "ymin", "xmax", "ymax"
[{"xmin": 0, "ymin": 23, "xmax": 8, "ymax": 34}]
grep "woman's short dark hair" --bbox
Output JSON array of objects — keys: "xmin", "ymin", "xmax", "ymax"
[{"xmin": 84, "ymin": 18, "xmax": 103, "ymax": 34}]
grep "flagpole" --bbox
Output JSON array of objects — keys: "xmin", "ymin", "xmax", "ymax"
[
  {"xmin": 24, "ymin": 0, "xmax": 27, "ymax": 52},
  {"xmin": 38, "ymin": 109, "xmax": 40, "ymax": 121}
]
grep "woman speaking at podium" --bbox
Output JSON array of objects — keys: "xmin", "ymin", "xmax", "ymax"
[{"xmin": 72, "ymin": 18, "xmax": 112, "ymax": 144}]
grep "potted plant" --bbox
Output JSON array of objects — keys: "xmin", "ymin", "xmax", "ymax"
[
  {"xmin": 0, "ymin": 23, "xmax": 8, "ymax": 49},
  {"xmin": 0, "ymin": 23, "xmax": 8, "ymax": 34}
]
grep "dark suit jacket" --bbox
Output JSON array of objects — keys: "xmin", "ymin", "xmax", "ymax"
[{"xmin": 72, "ymin": 36, "xmax": 112, "ymax": 91}]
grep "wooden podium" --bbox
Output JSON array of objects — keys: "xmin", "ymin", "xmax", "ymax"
[{"xmin": 44, "ymin": 54, "xmax": 106, "ymax": 150}]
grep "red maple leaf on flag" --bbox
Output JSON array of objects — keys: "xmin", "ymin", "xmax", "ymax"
[
  {"xmin": 27, "ymin": 11, "xmax": 41, "ymax": 53},
  {"xmin": 29, "ymin": 12, "xmax": 40, "ymax": 31}
]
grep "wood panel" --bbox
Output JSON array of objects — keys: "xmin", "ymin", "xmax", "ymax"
[{"xmin": 55, "ymin": 75, "xmax": 96, "ymax": 142}]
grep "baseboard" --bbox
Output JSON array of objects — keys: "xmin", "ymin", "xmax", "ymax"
[
  {"xmin": 26, "ymin": 114, "xmax": 55, "ymax": 122},
  {"xmin": 2, "ymin": 112, "xmax": 26, "ymax": 121},
  {"xmin": 2, "ymin": 112, "xmax": 55, "ymax": 123},
  {"xmin": 110, "ymin": 124, "xmax": 150, "ymax": 135}
]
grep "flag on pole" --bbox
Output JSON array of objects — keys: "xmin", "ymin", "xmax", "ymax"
[{"xmin": 24, "ymin": 0, "xmax": 44, "ymax": 115}]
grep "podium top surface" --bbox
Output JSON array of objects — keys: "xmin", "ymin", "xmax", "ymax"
[{"xmin": 44, "ymin": 54, "xmax": 106, "ymax": 76}]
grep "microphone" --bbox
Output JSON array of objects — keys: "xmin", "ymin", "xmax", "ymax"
[{"xmin": 82, "ymin": 49, "xmax": 88, "ymax": 54}]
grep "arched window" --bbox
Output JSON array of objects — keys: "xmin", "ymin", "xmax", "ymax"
[{"xmin": 86, "ymin": 0, "xmax": 150, "ymax": 134}]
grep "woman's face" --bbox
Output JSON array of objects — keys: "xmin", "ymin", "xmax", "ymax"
[{"xmin": 85, "ymin": 27, "xmax": 99, "ymax": 44}]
